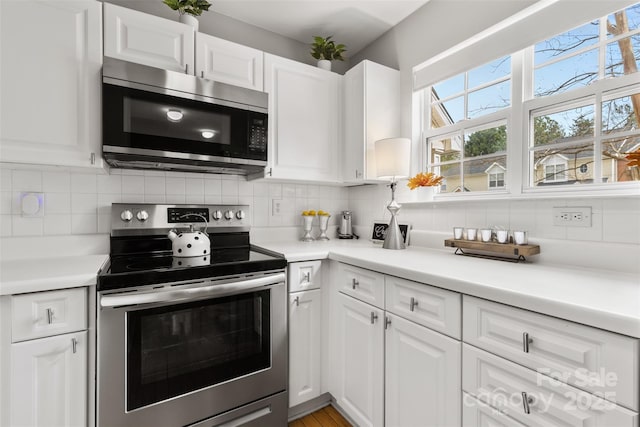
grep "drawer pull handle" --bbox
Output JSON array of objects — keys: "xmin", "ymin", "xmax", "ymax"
[
  {"xmin": 521, "ymin": 392, "xmax": 533, "ymax": 414},
  {"xmin": 410, "ymin": 297, "xmax": 419, "ymax": 312},
  {"xmin": 352, "ymin": 278, "xmax": 359, "ymax": 290},
  {"xmin": 370, "ymin": 312, "xmax": 378, "ymax": 324},
  {"xmin": 71, "ymin": 338, "xmax": 78, "ymax": 354},
  {"xmin": 46, "ymin": 308, "xmax": 54, "ymax": 324},
  {"xmin": 303, "ymin": 272, "xmax": 311, "ymax": 283},
  {"xmin": 384, "ymin": 316, "xmax": 392, "ymax": 329},
  {"xmin": 294, "ymin": 296, "xmax": 300, "ymax": 306},
  {"xmin": 522, "ymin": 332, "xmax": 533, "ymax": 353}
]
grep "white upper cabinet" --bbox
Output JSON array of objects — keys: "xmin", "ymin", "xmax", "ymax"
[
  {"xmin": 0, "ymin": 0, "xmax": 103, "ymax": 169},
  {"xmin": 104, "ymin": 3, "xmax": 195, "ymax": 73},
  {"xmin": 343, "ymin": 60, "xmax": 400, "ymax": 183},
  {"xmin": 196, "ymin": 33, "xmax": 263, "ymax": 91},
  {"xmin": 264, "ymin": 54, "xmax": 341, "ymax": 182}
]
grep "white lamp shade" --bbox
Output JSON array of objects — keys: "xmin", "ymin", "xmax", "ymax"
[{"xmin": 375, "ymin": 137, "xmax": 411, "ymax": 179}]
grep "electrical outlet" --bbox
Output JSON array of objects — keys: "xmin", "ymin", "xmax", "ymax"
[
  {"xmin": 552, "ymin": 206, "xmax": 591, "ymax": 227},
  {"xmin": 271, "ymin": 199, "xmax": 282, "ymax": 216}
]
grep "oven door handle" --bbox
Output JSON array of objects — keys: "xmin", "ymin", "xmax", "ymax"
[{"xmin": 100, "ymin": 272, "xmax": 285, "ymax": 308}]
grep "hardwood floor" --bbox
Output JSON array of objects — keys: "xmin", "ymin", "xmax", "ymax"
[{"xmin": 289, "ymin": 405, "xmax": 352, "ymax": 427}]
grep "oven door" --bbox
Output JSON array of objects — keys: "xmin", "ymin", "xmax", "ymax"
[
  {"xmin": 102, "ymin": 83, "xmax": 268, "ymax": 164},
  {"xmin": 97, "ymin": 272, "xmax": 286, "ymax": 427}
]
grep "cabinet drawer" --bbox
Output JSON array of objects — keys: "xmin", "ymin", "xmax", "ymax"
[
  {"xmin": 463, "ymin": 344, "xmax": 638, "ymax": 426},
  {"xmin": 463, "ymin": 296, "xmax": 639, "ymax": 411},
  {"xmin": 385, "ymin": 275, "xmax": 460, "ymax": 339},
  {"xmin": 336, "ymin": 263, "xmax": 384, "ymax": 309},
  {"xmin": 12, "ymin": 288, "xmax": 87, "ymax": 342},
  {"xmin": 462, "ymin": 392, "xmax": 526, "ymax": 427},
  {"xmin": 288, "ymin": 261, "xmax": 322, "ymax": 292}
]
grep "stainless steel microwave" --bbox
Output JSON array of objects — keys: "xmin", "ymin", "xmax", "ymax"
[{"xmin": 102, "ymin": 58, "xmax": 268, "ymax": 175}]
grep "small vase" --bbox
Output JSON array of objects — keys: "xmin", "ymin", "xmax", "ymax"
[
  {"xmin": 317, "ymin": 60, "xmax": 331, "ymax": 71},
  {"xmin": 318, "ymin": 215, "xmax": 330, "ymax": 241},
  {"xmin": 409, "ymin": 186, "xmax": 435, "ymax": 202},
  {"xmin": 179, "ymin": 14, "xmax": 199, "ymax": 31},
  {"xmin": 301, "ymin": 216, "xmax": 315, "ymax": 242}
]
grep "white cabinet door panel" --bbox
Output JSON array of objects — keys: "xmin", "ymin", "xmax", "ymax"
[
  {"xmin": 10, "ymin": 331, "xmax": 87, "ymax": 427},
  {"xmin": 335, "ymin": 294, "xmax": 384, "ymax": 427},
  {"xmin": 289, "ymin": 289, "xmax": 322, "ymax": 407},
  {"xmin": 104, "ymin": 3, "xmax": 194, "ymax": 73},
  {"xmin": 196, "ymin": 33, "xmax": 263, "ymax": 91},
  {"xmin": 0, "ymin": 0, "xmax": 102, "ymax": 169},
  {"xmin": 385, "ymin": 313, "xmax": 461, "ymax": 427}
]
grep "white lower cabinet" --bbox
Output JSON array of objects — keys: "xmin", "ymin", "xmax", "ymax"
[
  {"xmin": 289, "ymin": 289, "xmax": 322, "ymax": 407},
  {"xmin": 462, "ymin": 393, "xmax": 527, "ymax": 427},
  {"xmin": 385, "ymin": 313, "xmax": 461, "ymax": 427},
  {"xmin": 10, "ymin": 331, "xmax": 87, "ymax": 427},
  {"xmin": 334, "ymin": 293, "xmax": 385, "ymax": 427}
]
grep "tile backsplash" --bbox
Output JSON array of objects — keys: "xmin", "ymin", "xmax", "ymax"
[{"xmin": 0, "ymin": 166, "xmax": 349, "ymax": 237}]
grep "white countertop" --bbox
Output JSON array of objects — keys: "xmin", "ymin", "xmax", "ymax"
[
  {"xmin": 0, "ymin": 254, "xmax": 109, "ymax": 295},
  {"xmin": 256, "ymin": 239, "xmax": 640, "ymax": 338}
]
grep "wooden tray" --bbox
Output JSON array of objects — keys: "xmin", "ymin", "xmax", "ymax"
[{"xmin": 444, "ymin": 238, "xmax": 540, "ymax": 262}]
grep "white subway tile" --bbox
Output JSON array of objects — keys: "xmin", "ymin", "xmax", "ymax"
[
  {"xmin": 0, "ymin": 192, "xmax": 11, "ymax": 215},
  {"xmin": 97, "ymin": 174, "xmax": 122, "ymax": 194},
  {"xmin": 43, "ymin": 172, "xmax": 71, "ymax": 193},
  {"xmin": 238, "ymin": 180, "xmax": 253, "ymax": 197},
  {"xmin": 307, "ymin": 185, "xmax": 320, "ymax": 198},
  {"xmin": 295, "ymin": 184, "xmax": 307, "ymax": 198},
  {"xmin": 252, "ymin": 197, "xmax": 269, "ymax": 227},
  {"xmin": 238, "ymin": 195, "xmax": 252, "ymax": 205},
  {"xmin": 121, "ymin": 169, "xmax": 144, "ymax": 176},
  {"xmin": 185, "ymin": 178, "xmax": 204, "ymax": 195},
  {"xmin": 602, "ymin": 198, "xmax": 640, "ymax": 244},
  {"xmin": 144, "ymin": 176, "xmax": 166, "ymax": 194},
  {"xmin": 97, "ymin": 194, "xmax": 121, "ymax": 215},
  {"xmin": 185, "ymin": 194, "xmax": 205, "ymax": 204},
  {"xmin": 12, "ymin": 216, "xmax": 43, "ymax": 236},
  {"xmin": 122, "ymin": 176, "xmax": 145, "ymax": 194},
  {"xmin": 221, "ymin": 175, "xmax": 238, "ymax": 181},
  {"xmin": 71, "ymin": 193, "xmax": 98, "ymax": 215},
  {"xmin": 567, "ymin": 212, "xmax": 603, "ymax": 242},
  {"xmin": 45, "ymin": 193, "xmax": 72, "ymax": 214},
  {"xmin": 166, "ymin": 193, "xmax": 186, "ymax": 204},
  {"xmin": 204, "ymin": 194, "xmax": 222, "ymax": 204},
  {"xmin": 0, "ymin": 215, "xmax": 12, "ymax": 236},
  {"xmin": 166, "ymin": 177, "xmax": 186, "ymax": 194},
  {"xmin": 44, "ymin": 215, "xmax": 72, "ymax": 235},
  {"xmin": 221, "ymin": 180, "xmax": 239, "ymax": 196},
  {"xmin": 143, "ymin": 170, "xmax": 165, "ymax": 177},
  {"xmin": 0, "ymin": 169, "xmax": 12, "ymax": 191},
  {"xmin": 465, "ymin": 204, "xmax": 487, "ymax": 229},
  {"xmin": 253, "ymin": 182, "xmax": 269, "ymax": 197},
  {"xmin": 204, "ymin": 178, "xmax": 222, "ymax": 195},
  {"xmin": 12, "ymin": 170, "xmax": 42, "ymax": 191},
  {"xmin": 122, "ymin": 194, "xmax": 144, "ymax": 203},
  {"xmin": 268, "ymin": 184, "xmax": 282, "ymax": 198},
  {"xmin": 71, "ymin": 214, "xmax": 97, "ymax": 234},
  {"xmin": 485, "ymin": 201, "xmax": 510, "ymax": 229},
  {"xmin": 282, "ymin": 184, "xmax": 296, "ymax": 198},
  {"xmin": 71, "ymin": 173, "xmax": 97, "ymax": 193},
  {"xmin": 97, "ymin": 214, "xmax": 111, "ymax": 234},
  {"xmin": 222, "ymin": 195, "xmax": 238, "ymax": 204},
  {"xmin": 144, "ymin": 194, "xmax": 166, "ymax": 203},
  {"xmin": 509, "ymin": 201, "xmax": 537, "ymax": 235}
]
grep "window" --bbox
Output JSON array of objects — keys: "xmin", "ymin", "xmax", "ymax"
[{"xmin": 421, "ymin": 2, "xmax": 640, "ymax": 197}]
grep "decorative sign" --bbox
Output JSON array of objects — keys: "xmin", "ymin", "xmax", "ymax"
[{"xmin": 371, "ymin": 221, "xmax": 410, "ymax": 244}]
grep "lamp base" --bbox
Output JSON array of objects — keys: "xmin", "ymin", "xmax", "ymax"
[{"xmin": 383, "ymin": 199, "xmax": 405, "ymax": 250}]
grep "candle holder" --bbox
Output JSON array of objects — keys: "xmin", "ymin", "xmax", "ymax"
[
  {"xmin": 301, "ymin": 215, "xmax": 315, "ymax": 242},
  {"xmin": 318, "ymin": 214, "xmax": 331, "ymax": 241}
]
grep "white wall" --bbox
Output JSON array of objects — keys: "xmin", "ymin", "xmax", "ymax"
[{"xmin": 0, "ymin": 166, "xmax": 348, "ymax": 238}]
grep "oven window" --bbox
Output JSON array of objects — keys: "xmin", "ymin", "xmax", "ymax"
[
  {"xmin": 123, "ymin": 97, "xmax": 231, "ymax": 145},
  {"xmin": 126, "ymin": 290, "xmax": 271, "ymax": 411}
]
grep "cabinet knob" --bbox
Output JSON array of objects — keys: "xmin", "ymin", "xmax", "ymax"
[
  {"xmin": 521, "ymin": 392, "xmax": 534, "ymax": 414},
  {"xmin": 352, "ymin": 278, "xmax": 359, "ymax": 290},
  {"xmin": 410, "ymin": 297, "xmax": 419, "ymax": 312},
  {"xmin": 46, "ymin": 308, "xmax": 54, "ymax": 324},
  {"xmin": 370, "ymin": 311, "xmax": 378, "ymax": 324},
  {"xmin": 72, "ymin": 338, "xmax": 78, "ymax": 354},
  {"xmin": 293, "ymin": 296, "xmax": 300, "ymax": 306},
  {"xmin": 185, "ymin": 64, "xmax": 189, "ymax": 74},
  {"xmin": 90, "ymin": 152, "xmax": 96, "ymax": 165},
  {"xmin": 522, "ymin": 332, "xmax": 533, "ymax": 353},
  {"xmin": 385, "ymin": 316, "xmax": 392, "ymax": 329},
  {"xmin": 302, "ymin": 272, "xmax": 311, "ymax": 283}
]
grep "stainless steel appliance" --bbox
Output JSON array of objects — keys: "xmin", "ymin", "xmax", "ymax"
[
  {"xmin": 102, "ymin": 58, "xmax": 268, "ymax": 175},
  {"xmin": 337, "ymin": 210, "xmax": 356, "ymax": 239},
  {"xmin": 97, "ymin": 203, "xmax": 288, "ymax": 427}
]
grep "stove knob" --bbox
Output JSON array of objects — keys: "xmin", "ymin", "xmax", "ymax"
[
  {"xmin": 236, "ymin": 210, "xmax": 245, "ymax": 220},
  {"xmin": 224, "ymin": 210, "xmax": 234, "ymax": 220},
  {"xmin": 211, "ymin": 210, "xmax": 222, "ymax": 221},
  {"xmin": 120, "ymin": 210, "xmax": 133, "ymax": 222},
  {"xmin": 136, "ymin": 210, "xmax": 149, "ymax": 222}
]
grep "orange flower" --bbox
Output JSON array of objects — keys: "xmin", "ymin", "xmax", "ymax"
[
  {"xmin": 407, "ymin": 172, "xmax": 444, "ymax": 190},
  {"xmin": 626, "ymin": 148, "xmax": 640, "ymax": 167}
]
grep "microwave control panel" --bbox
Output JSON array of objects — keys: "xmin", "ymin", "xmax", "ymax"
[{"xmin": 248, "ymin": 116, "xmax": 267, "ymax": 153}]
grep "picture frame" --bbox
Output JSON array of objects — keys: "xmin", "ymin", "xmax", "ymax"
[{"xmin": 370, "ymin": 221, "xmax": 411, "ymax": 245}]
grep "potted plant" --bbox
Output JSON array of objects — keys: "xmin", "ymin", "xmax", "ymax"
[
  {"xmin": 163, "ymin": 0, "xmax": 212, "ymax": 30},
  {"xmin": 310, "ymin": 36, "xmax": 346, "ymax": 71},
  {"xmin": 406, "ymin": 172, "xmax": 444, "ymax": 202}
]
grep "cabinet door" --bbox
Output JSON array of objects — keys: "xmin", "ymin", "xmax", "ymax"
[
  {"xmin": 104, "ymin": 3, "xmax": 194, "ymax": 73},
  {"xmin": 385, "ymin": 313, "xmax": 461, "ymax": 427},
  {"xmin": 289, "ymin": 289, "xmax": 322, "ymax": 407},
  {"xmin": 264, "ymin": 54, "xmax": 340, "ymax": 182},
  {"xmin": 334, "ymin": 294, "xmax": 384, "ymax": 427},
  {"xmin": 288, "ymin": 261, "xmax": 322, "ymax": 293},
  {"xmin": 10, "ymin": 331, "xmax": 87, "ymax": 427},
  {"xmin": 196, "ymin": 33, "xmax": 263, "ymax": 91},
  {"xmin": 0, "ymin": 0, "xmax": 103, "ymax": 169}
]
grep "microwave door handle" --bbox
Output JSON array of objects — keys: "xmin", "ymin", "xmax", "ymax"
[{"xmin": 100, "ymin": 272, "xmax": 285, "ymax": 308}]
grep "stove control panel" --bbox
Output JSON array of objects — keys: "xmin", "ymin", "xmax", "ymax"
[{"xmin": 111, "ymin": 204, "xmax": 251, "ymax": 234}]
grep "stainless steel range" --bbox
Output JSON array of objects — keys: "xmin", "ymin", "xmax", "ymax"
[{"xmin": 96, "ymin": 203, "xmax": 288, "ymax": 427}]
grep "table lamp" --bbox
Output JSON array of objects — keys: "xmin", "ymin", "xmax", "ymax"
[{"xmin": 375, "ymin": 137, "xmax": 411, "ymax": 250}]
